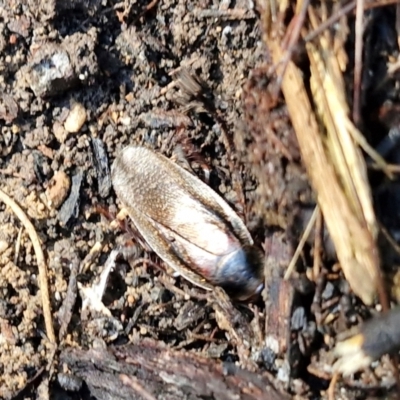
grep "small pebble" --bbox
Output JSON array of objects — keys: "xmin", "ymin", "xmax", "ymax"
[
  {"xmin": 0, "ymin": 240, "xmax": 9, "ymax": 254},
  {"xmin": 140, "ymin": 326, "xmax": 148, "ymax": 335},
  {"xmin": 46, "ymin": 171, "xmax": 71, "ymax": 209},
  {"xmin": 64, "ymin": 103, "xmax": 87, "ymax": 133},
  {"xmin": 127, "ymin": 294, "xmax": 135, "ymax": 305},
  {"xmin": 322, "ymin": 281, "xmax": 335, "ymax": 300},
  {"xmin": 111, "ymin": 111, "xmax": 119, "ymax": 124},
  {"xmin": 291, "ymin": 306, "xmax": 307, "ymax": 330},
  {"xmin": 120, "ymin": 116, "xmax": 131, "ymax": 126},
  {"xmin": 53, "ymin": 121, "xmax": 67, "ymax": 143}
]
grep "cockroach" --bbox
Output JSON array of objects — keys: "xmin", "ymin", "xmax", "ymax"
[{"xmin": 111, "ymin": 145, "xmax": 263, "ymax": 300}]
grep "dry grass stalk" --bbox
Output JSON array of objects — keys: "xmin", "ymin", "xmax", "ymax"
[
  {"xmin": 258, "ymin": 0, "xmax": 381, "ymax": 305},
  {"xmin": 0, "ymin": 189, "xmax": 55, "ymax": 342}
]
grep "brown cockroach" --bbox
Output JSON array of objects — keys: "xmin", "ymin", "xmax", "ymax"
[{"xmin": 111, "ymin": 146, "xmax": 263, "ymax": 300}]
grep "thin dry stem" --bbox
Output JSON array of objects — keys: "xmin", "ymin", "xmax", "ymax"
[
  {"xmin": 0, "ymin": 189, "xmax": 55, "ymax": 343},
  {"xmin": 284, "ymin": 206, "xmax": 319, "ymax": 280},
  {"xmin": 313, "ymin": 209, "xmax": 323, "ymax": 280},
  {"xmin": 353, "ymin": 0, "xmax": 364, "ymax": 124},
  {"xmin": 262, "ymin": 15, "xmax": 380, "ymax": 303}
]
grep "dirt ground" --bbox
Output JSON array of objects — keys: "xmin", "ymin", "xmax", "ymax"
[{"xmin": 1, "ymin": 0, "xmax": 400, "ymax": 399}]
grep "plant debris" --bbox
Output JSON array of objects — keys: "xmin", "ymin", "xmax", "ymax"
[{"xmin": 2, "ymin": 0, "xmax": 400, "ymax": 399}]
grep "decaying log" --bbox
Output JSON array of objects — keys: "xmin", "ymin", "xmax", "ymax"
[{"xmin": 60, "ymin": 339, "xmax": 288, "ymax": 400}]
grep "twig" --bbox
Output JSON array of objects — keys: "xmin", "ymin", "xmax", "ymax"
[
  {"xmin": 274, "ymin": 0, "xmax": 310, "ymax": 95},
  {"xmin": 328, "ymin": 372, "xmax": 339, "ymax": 400},
  {"xmin": 379, "ymin": 222, "xmax": 400, "ymax": 258},
  {"xmin": 305, "ymin": 0, "xmax": 399, "ymax": 43},
  {"xmin": 284, "ymin": 206, "xmax": 319, "ymax": 280},
  {"xmin": 305, "ymin": 2, "xmax": 355, "ymax": 42},
  {"xmin": 58, "ymin": 255, "xmax": 79, "ymax": 341},
  {"xmin": 14, "ymin": 227, "xmax": 23, "ymax": 265},
  {"xmin": 346, "ymin": 119, "xmax": 393, "ymax": 179},
  {"xmin": 353, "ymin": 0, "xmax": 364, "ymax": 124},
  {"xmin": 0, "ymin": 189, "xmax": 55, "ymax": 343},
  {"xmin": 313, "ymin": 208, "xmax": 323, "ymax": 280}
]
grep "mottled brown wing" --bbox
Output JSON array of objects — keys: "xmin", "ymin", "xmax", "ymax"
[
  {"xmin": 112, "ymin": 146, "xmax": 252, "ymax": 257},
  {"xmin": 120, "ymin": 199, "xmax": 215, "ymax": 290}
]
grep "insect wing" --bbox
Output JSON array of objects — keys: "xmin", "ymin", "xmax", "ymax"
[
  {"xmin": 121, "ymin": 202, "xmax": 214, "ymax": 290},
  {"xmin": 111, "ymin": 146, "xmax": 255, "ymax": 291},
  {"xmin": 112, "ymin": 146, "xmax": 252, "ymax": 255}
]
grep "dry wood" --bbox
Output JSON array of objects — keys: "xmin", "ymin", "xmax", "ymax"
[
  {"xmin": 257, "ymin": 0, "xmax": 382, "ymax": 305},
  {"xmin": 61, "ymin": 340, "xmax": 288, "ymax": 400},
  {"xmin": 264, "ymin": 233, "xmax": 294, "ymax": 356}
]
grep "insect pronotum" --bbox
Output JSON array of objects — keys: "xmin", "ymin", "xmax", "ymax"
[{"xmin": 111, "ymin": 146, "xmax": 263, "ymax": 300}]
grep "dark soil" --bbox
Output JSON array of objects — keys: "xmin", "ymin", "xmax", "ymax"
[{"xmin": 1, "ymin": 1, "xmax": 399, "ymax": 399}]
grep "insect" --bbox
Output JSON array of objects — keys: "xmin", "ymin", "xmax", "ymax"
[{"xmin": 111, "ymin": 145, "xmax": 263, "ymax": 300}]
